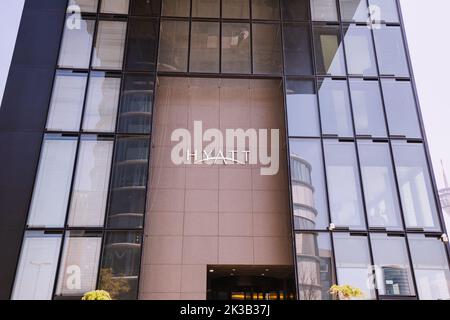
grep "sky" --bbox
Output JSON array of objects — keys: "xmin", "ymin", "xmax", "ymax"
[{"xmin": 0, "ymin": 0, "xmax": 449, "ymax": 188}]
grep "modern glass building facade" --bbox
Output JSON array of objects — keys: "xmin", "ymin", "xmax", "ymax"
[{"xmin": 0, "ymin": 0, "xmax": 450, "ymax": 300}]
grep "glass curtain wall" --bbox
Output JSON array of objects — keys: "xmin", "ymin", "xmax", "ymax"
[
  {"xmin": 12, "ymin": 0, "xmax": 158, "ymax": 300},
  {"xmin": 286, "ymin": 0, "xmax": 450, "ymax": 300}
]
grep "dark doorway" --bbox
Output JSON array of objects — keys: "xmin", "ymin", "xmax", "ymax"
[{"xmin": 207, "ymin": 265, "xmax": 295, "ymax": 300}]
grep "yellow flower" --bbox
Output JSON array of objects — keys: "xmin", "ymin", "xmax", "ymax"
[{"xmin": 81, "ymin": 290, "xmax": 112, "ymax": 300}]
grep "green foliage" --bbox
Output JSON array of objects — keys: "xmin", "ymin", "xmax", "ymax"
[
  {"xmin": 81, "ymin": 290, "xmax": 112, "ymax": 300},
  {"xmin": 329, "ymin": 284, "xmax": 364, "ymax": 300}
]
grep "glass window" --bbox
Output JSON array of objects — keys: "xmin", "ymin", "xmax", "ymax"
[
  {"xmin": 373, "ymin": 25, "xmax": 409, "ymax": 77},
  {"xmin": 221, "ymin": 23, "xmax": 251, "ymax": 74},
  {"xmin": 343, "ymin": 24, "xmax": 377, "ymax": 76},
  {"xmin": 92, "ymin": 20, "xmax": 127, "ymax": 70},
  {"xmin": 192, "ymin": 0, "xmax": 220, "ymax": 18},
  {"xmin": 392, "ymin": 142, "xmax": 440, "ymax": 231},
  {"xmin": 162, "ymin": 0, "xmax": 190, "ymax": 16},
  {"xmin": 408, "ymin": 235, "xmax": 450, "ymax": 300},
  {"xmin": 252, "ymin": 23, "xmax": 282, "ymax": 74},
  {"xmin": 371, "ymin": 234, "xmax": 414, "ymax": 296},
  {"xmin": 333, "ymin": 233, "xmax": 375, "ymax": 299},
  {"xmin": 290, "ymin": 139, "xmax": 329, "ymax": 229},
  {"xmin": 286, "ymin": 79, "xmax": 320, "ymax": 137},
  {"xmin": 339, "ymin": 0, "xmax": 368, "ymax": 22},
  {"xmin": 349, "ymin": 79, "xmax": 386, "ymax": 137},
  {"xmin": 358, "ymin": 141, "xmax": 402, "ymax": 230},
  {"xmin": 381, "ymin": 80, "xmax": 421, "ymax": 139},
  {"xmin": 158, "ymin": 20, "xmax": 189, "ymax": 72},
  {"xmin": 27, "ymin": 135, "xmax": 78, "ymax": 228},
  {"xmin": 108, "ymin": 136, "xmax": 150, "ymax": 228},
  {"xmin": 99, "ymin": 231, "xmax": 142, "ymax": 300},
  {"xmin": 190, "ymin": 22, "xmax": 220, "ymax": 73},
  {"xmin": 118, "ymin": 74, "xmax": 154, "ymax": 134},
  {"xmin": 68, "ymin": 0, "xmax": 98, "ymax": 13},
  {"xmin": 82, "ymin": 72, "xmax": 121, "ymax": 133},
  {"xmin": 46, "ymin": 71, "xmax": 87, "ymax": 132},
  {"xmin": 100, "ymin": 0, "xmax": 130, "ymax": 14},
  {"xmin": 283, "ymin": 23, "xmax": 314, "ymax": 75},
  {"xmin": 252, "ymin": 0, "xmax": 279, "ymax": 20},
  {"xmin": 368, "ymin": 0, "xmax": 399, "ymax": 23},
  {"xmin": 281, "ymin": 0, "xmax": 310, "ymax": 21},
  {"xmin": 324, "ymin": 140, "xmax": 365, "ymax": 229},
  {"xmin": 313, "ymin": 25, "xmax": 346, "ymax": 76},
  {"xmin": 12, "ymin": 232, "xmax": 62, "ymax": 300},
  {"xmin": 56, "ymin": 232, "xmax": 102, "ymax": 297},
  {"xmin": 58, "ymin": 17, "xmax": 95, "ymax": 69},
  {"xmin": 222, "ymin": 0, "xmax": 250, "ymax": 19},
  {"xmin": 126, "ymin": 18, "xmax": 158, "ymax": 71},
  {"xmin": 296, "ymin": 233, "xmax": 335, "ymax": 300},
  {"xmin": 318, "ymin": 78, "xmax": 353, "ymax": 137},
  {"xmin": 68, "ymin": 136, "xmax": 114, "ymax": 227},
  {"xmin": 310, "ymin": 0, "xmax": 338, "ymax": 21},
  {"xmin": 130, "ymin": 0, "xmax": 161, "ymax": 16}
]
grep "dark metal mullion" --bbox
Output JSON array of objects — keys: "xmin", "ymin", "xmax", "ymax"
[{"xmin": 278, "ymin": 0, "xmax": 300, "ymax": 300}]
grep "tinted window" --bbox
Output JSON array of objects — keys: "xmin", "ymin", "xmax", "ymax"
[
  {"xmin": 222, "ymin": 23, "xmax": 251, "ymax": 74},
  {"xmin": 343, "ymin": 24, "xmax": 377, "ymax": 76},
  {"xmin": 158, "ymin": 20, "xmax": 189, "ymax": 72},
  {"xmin": 339, "ymin": 0, "xmax": 368, "ymax": 22},
  {"xmin": 283, "ymin": 23, "xmax": 314, "ymax": 75},
  {"xmin": 252, "ymin": 23, "xmax": 282, "ymax": 74},
  {"xmin": 126, "ymin": 18, "xmax": 158, "ymax": 71},
  {"xmin": 313, "ymin": 25, "xmax": 346, "ymax": 76}
]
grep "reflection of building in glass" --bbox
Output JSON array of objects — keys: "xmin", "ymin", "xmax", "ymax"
[
  {"xmin": 291, "ymin": 154, "xmax": 332, "ymax": 300},
  {"xmin": 380, "ymin": 266, "xmax": 411, "ymax": 296}
]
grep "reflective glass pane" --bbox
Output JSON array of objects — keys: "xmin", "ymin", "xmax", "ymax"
[
  {"xmin": 286, "ymin": 80, "xmax": 320, "ymax": 137},
  {"xmin": 190, "ymin": 21, "xmax": 220, "ymax": 73},
  {"xmin": 222, "ymin": 0, "xmax": 250, "ymax": 19},
  {"xmin": 392, "ymin": 142, "xmax": 440, "ymax": 231},
  {"xmin": 381, "ymin": 79, "xmax": 421, "ymax": 139},
  {"xmin": 368, "ymin": 0, "xmax": 399, "ymax": 23},
  {"xmin": 56, "ymin": 232, "xmax": 102, "ymax": 297},
  {"xmin": 68, "ymin": 136, "xmax": 114, "ymax": 227},
  {"xmin": 333, "ymin": 233, "xmax": 375, "ymax": 299},
  {"xmin": 373, "ymin": 25, "xmax": 409, "ymax": 77},
  {"xmin": 58, "ymin": 17, "xmax": 95, "ymax": 69},
  {"xmin": 408, "ymin": 234, "xmax": 450, "ymax": 300},
  {"xmin": 310, "ymin": 0, "xmax": 338, "ymax": 21},
  {"xmin": 343, "ymin": 24, "xmax": 377, "ymax": 76},
  {"xmin": 252, "ymin": 0, "xmax": 280, "ymax": 20},
  {"xmin": 283, "ymin": 23, "xmax": 314, "ymax": 75},
  {"xmin": 318, "ymin": 78, "xmax": 353, "ymax": 137},
  {"xmin": 28, "ymin": 136, "xmax": 78, "ymax": 228},
  {"xmin": 100, "ymin": 0, "xmax": 130, "ymax": 14},
  {"xmin": 83, "ymin": 73, "xmax": 121, "ymax": 132},
  {"xmin": 46, "ymin": 71, "xmax": 87, "ymax": 132},
  {"xmin": 313, "ymin": 25, "xmax": 346, "ymax": 76},
  {"xmin": 118, "ymin": 74, "xmax": 154, "ymax": 134},
  {"xmin": 358, "ymin": 141, "xmax": 402, "ymax": 230},
  {"xmin": 290, "ymin": 139, "xmax": 329, "ymax": 229},
  {"xmin": 12, "ymin": 232, "xmax": 62, "ymax": 300},
  {"xmin": 99, "ymin": 231, "xmax": 142, "ymax": 300},
  {"xmin": 158, "ymin": 20, "xmax": 189, "ymax": 72},
  {"xmin": 252, "ymin": 23, "xmax": 282, "ymax": 74},
  {"xmin": 68, "ymin": 0, "xmax": 98, "ymax": 13},
  {"xmin": 221, "ymin": 23, "xmax": 251, "ymax": 74},
  {"xmin": 126, "ymin": 18, "xmax": 158, "ymax": 71},
  {"xmin": 192, "ymin": 0, "xmax": 220, "ymax": 18},
  {"xmin": 130, "ymin": 0, "xmax": 161, "ymax": 16},
  {"xmin": 281, "ymin": 0, "xmax": 310, "ymax": 21},
  {"xmin": 349, "ymin": 79, "xmax": 386, "ymax": 137},
  {"xmin": 92, "ymin": 20, "xmax": 127, "ymax": 70},
  {"xmin": 296, "ymin": 233, "xmax": 335, "ymax": 300},
  {"xmin": 162, "ymin": 0, "xmax": 190, "ymax": 16},
  {"xmin": 371, "ymin": 234, "xmax": 414, "ymax": 296},
  {"xmin": 108, "ymin": 136, "xmax": 150, "ymax": 228},
  {"xmin": 339, "ymin": 0, "xmax": 368, "ymax": 22},
  {"xmin": 324, "ymin": 140, "xmax": 365, "ymax": 229}
]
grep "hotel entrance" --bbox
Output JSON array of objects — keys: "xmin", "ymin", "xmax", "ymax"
[{"xmin": 207, "ymin": 265, "xmax": 295, "ymax": 300}]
